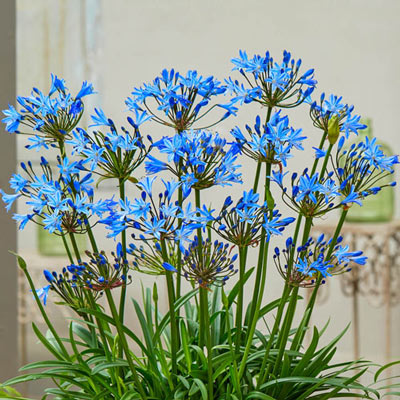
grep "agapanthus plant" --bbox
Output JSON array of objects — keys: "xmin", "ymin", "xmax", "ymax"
[{"xmin": 1, "ymin": 51, "xmax": 399, "ymax": 400}]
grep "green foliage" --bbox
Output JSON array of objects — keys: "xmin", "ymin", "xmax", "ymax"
[{"xmin": 2, "ymin": 278, "xmax": 399, "ymax": 399}]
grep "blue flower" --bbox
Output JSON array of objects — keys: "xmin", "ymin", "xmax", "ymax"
[
  {"xmin": 225, "ymin": 78, "xmax": 261, "ymax": 105},
  {"xmin": 35, "ymin": 285, "xmax": 51, "ymax": 305},
  {"xmin": 142, "ymin": 217, "xmax": 167, "ymax": 240},
  {"xmin": 269, "ymin": 170, "xmax": 288, "ymax": 187},
  {"xmin": 90, "ymin": 108, "xmax": 111, "ymax": 127},
  {"xmin": 0, "ymin": 190, "xmax": 20, "ymax": 212},
  {"xmin": 82, "ymin": 145, "xmax": 107, "ymax": 171},
  {"xmin": 322, "ymin": 95, "xmax": 345, "ymax": 115},
  {"xmin": 342, "ymin": 113, "xmax": 366, "ymax": 138},
  {"xmin": 341, "ymin": 185, "xmax": 362, "ymax": 206},
  {"xmin": 26, "ymin": 135, "xmax": 49, "ymax": 151},
  {"xmin": 12, "ymin": 213, "xmax": 33, "ymax": 230},
  {"xmin": 26, "ymin": 194, "xmax": 47, "ymax": 213},
  {"xmin": 128, "ymin": 109, "xmax": 152, "ymax": 128},
  {"xmin": 42, "ymin": 212, "xmax": 63, "ymax": 233},
  {"xmin": 313, "ymin": 147, "xmax": 327, "ymax": 159},
  {"xmin": 9, "ymin": 174, "xmax": 28, "ymax": 192},
  {"xmin": 295, "ymin": 173, "xmax": 321, "ymax": 204},
  {"xmin": 75, "ymin": 81, "xmax": 95, "ymax": 100},
  {"xmin": 71, "ymin": 194, "xmax": 90, "ymax": 215},
  {"xmin": 126, "ymin": 68, "xmax": 230, "ymax": 130},
  {"xmin": 2, "ymin": 104, "xmax": 22, "ymax": 133},
  {"xmin": 130, "ymin": 198, "xmax": 151, "ymax": 219},
  {"xmin": 66, "ymin": 128, "xmax": 90, "ymax": 155},
  {"xmin": 137, "ymin": 176, "xmax": 156, "ymax": 196},
  {"xmin": 263, "ymin": 215, "xmax": 295, "ymax": 240},
  {"xmin": 334, "ymin": 245, "xmax": 367, "ymax": 266},
  {"xmin": 229, "ymin": 50, "xmax": 316, "ymax": 108},
  {"xmin": 58, "ymin": 158, "xmax": 80, "ymax": 181},
  {"xmin": 49, "ymin": 74, "xmax": 67, "ymax": 96},
  {"xmin": 145, "ymin": 154, "xmax": 168, "ymax": 174}
]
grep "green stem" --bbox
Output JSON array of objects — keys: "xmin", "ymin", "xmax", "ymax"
[
  {"xmin": 223, "ymin": 290, "xmax": 242, "ymax": 400},
  {"xmin": 61, "ymin": 234, "xmax": 74, "ymax": 264},
  {"xmin": 310, "ymin": 131, "xmax": 328, "ymax": 175},
  {"xmin": 118, "ymin": 178, "xmax": 128, "ymax": 322},
  {"xmin": 238, "ymin": 242, "xmax": 270, "ymax": 381},
  {"xmin": 239, "ymin": 162, "xmax": 273, "ymax": 379},
  {"xmin": 320, "ymin": 143, "xmax": 334, "ymax": 179},
  {"xmin": 22, "ymin": 266, "xmax": 70, "ymax": 360},
  {"xmin": 294, "ymin": 209, "xmax": 348, "ymax": 349},
  {"xmin": 252, "ymin": 162, "xmax": 262, "ymax": 192},
  {"xmin": 256, "ymin": 216, "xmax": 303, "ymax": 387},
  {"xmin": 160, "ymin": 240, "xmax": 178, "ymax": 376},
  {"xmin": 247, "ymin": 162, "xmax": 272, "ymax": 332},
  {"xmin": 272, "ymin": 217, "xmax": 313, "ymax": 380},
  {"xmin": 176, "ymin": 189, "xmax": 183, "ymax": 299},
  {"xmin": 200, "ymin": 287, "xmax": 213, "ymax": 398},
  {"xmin": 105, "ymin": 289, "xmax": 147, "ymax": 399},
  {"xmin": 194, "ymin": 189, "xmax": 206, "ymax": 349},
  {"xmin": 235, "ymin": 247, "xmax": 246, "ymax": 354},
  {"xmin": 194, "ymin": 189, "xmax": 203, "ymax": 261},
  {"xmin": 69, "ymin": 232, "xmax": 81, "ymax": 262},
  {"xmin": 85, "ymin": 223, "xmax": 99, "ymax": 253}
]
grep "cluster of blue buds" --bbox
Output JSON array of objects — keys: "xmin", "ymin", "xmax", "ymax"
[
  {"xmin": 78, "ymin": 244, "xmax": 130, "ymax": 291},
  {"xmin": 39, "ymin": 268, "xmax": 95, "ymax": 312},
  {"xmin": 181, "ymin": 237, "xmax": 238, "ymax": 287},
  {"xmin": 38, "ymin": 243, "xmax": 130, "ymax": 310},
  {"xmin": 274, "ymin": 234, "xmax": 367, "ymax": 287},
  {"xmin": 2, "ymin": 74, "xmax": 94, "ymax": 143},
  {"xmin": 145, "ymin": 129, "xmax": 242, "ymax": 195},
  {"xmin": 230, "ymin": 111, "xmax": 305, "ymax": 166},
  {"xmin": 227, "ymin": 50, "xmax": 317, "ymax": 109},
  {"xmin": 127, "ymin": 240, "xmax": 177, "ymax": 275},
  {"xmin": 126, "ymin": 69, "xmax": 236, "ymax": 131}
]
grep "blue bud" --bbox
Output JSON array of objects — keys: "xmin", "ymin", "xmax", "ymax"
[
  {"xmin": 162, "ymin": 262, "xmax": 177, "ymax": 272},
  {"xmin": 44, "ymin": 270, "xmax": 55, "ymax": 283},
  {"xmin": 116, "ymin": 242, "xmax": 123, "ymax": 258}
]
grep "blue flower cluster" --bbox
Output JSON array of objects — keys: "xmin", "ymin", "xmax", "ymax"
[
  {"xmin": 270, "ymin": 133, "xmax": 398, "ymax": 217},
  {"xmin": 145, "ymin": 129, "xmax": 241, "ymax": 195},
  {"xmin": 335, "ymin": 135, "xmax": 398, "ymax": 206},
  {"xmin": 2, "ymin": 75, "xmax": 94, "ymax": 142},
  {"xmin": 0, "ymin": 156, "xmax": 112, "ymax": 233},
  {"xmin": 200, "ymin": 189, "xmax": 294, "ymax": 247},
  {"xmin": 227, "ymin": 50, "xmax": 317, "ymax": 108},
  {"xmin": 126, "ymin": 69, "xmax": 236, "ymax": 131},
  {"xmin": 274, "ymin": 234, "xmax": 367, "ymax": 287},
  {"xmin": 231, "ymin": 111, "xmax": 305, "ymax": 166},
  {"xmin": 66, "ymin": 109, "xmax": 150, "ymax": 182},
  {"xmin": 100, "ymin": 177, "xmax": 201, "ymax": 248}
]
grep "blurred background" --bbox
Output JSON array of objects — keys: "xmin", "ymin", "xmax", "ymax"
[{"xmin": 0, "ymin": 0, "xmax": 399, "ymax": 397}]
